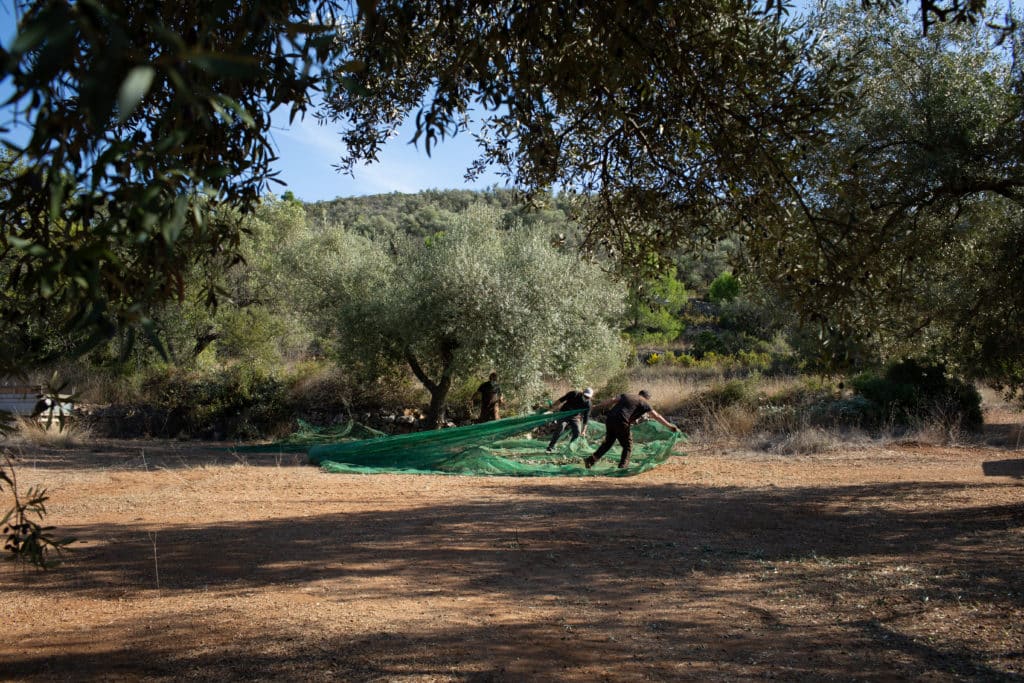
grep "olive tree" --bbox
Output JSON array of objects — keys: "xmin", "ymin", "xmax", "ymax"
[
  {"xmin": 743, "ymin": 1, "xmax": 1024, "ymax": 391},
  {"xmin": 324, "ymin": 0, "xmax": 844, "ymax": 268},
  {"xmin": 300, "ymin": 205, "xmax": 628, "ymax": 428},
  {"xmin": 0, "ymin": 0, "xmax": 341, "ymax": 370},
  {"xmin": 144, "ymin": 195, "xmax": 314, "ymax": 368},
  {"xmin": 0, "ymin": 0, "xmax": 1001, "ymax": 374}
]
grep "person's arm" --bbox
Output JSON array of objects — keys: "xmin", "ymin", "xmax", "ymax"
[
  {"xmin": 648, "ymin": 409, "xmax": 679, "ymax": 432},
  {"xmin": 548, "ymin": 392, "xmax": 571, "ymax": 413},
  {"xmin": 593, "ymin": 396, "xmax": 617, "ymax": 411}
]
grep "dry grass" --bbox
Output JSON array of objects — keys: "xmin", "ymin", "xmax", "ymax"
[
  {"xmin": 633, "ymin": 368, "xmax": 1024, "ymax": 455},
  {"xmin": 9, "ymin": 416, "xmax": 93, "ymax": 449},
  {"xmin": 687, "ymin": 403, "xmax": 758, "ymax": 446},
  {"xmin": 764, "ymin": 427, "xmax": 846, "ymax": 455}
]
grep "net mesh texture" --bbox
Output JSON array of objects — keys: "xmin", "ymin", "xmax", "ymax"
[{"xmin": 252, "ymin": 409, "xmax": 684, "ymax": 477}]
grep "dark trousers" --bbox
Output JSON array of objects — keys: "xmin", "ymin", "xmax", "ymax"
[
  {"xmin": 547, "ymin": 417, "xmax": 582, "ymax": 449},
  {"xmin": 590, "ymin": 419, "xmax": 632, "ymax": 466},
  {"xmin": 477, "ymin": 404, "xmax": 500, "ymax": 423}
]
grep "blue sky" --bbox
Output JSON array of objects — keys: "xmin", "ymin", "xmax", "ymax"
[
  {"xmin": 0, "ymin": 3, "xmax": 506, "ymax": 202},
  {"xmin": 268, "ymin": 107, "xmax": 506, "ymax": 201}
]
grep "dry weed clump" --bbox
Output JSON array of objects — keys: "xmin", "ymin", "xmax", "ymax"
[
  {"xmin": 11, "ymin": 416, "xmax": 92, "ymax": 449},
  {"xmin": 706, "ymin": 403, "xmax": 759, "ymax": 442},
  {"xmin": 879, "ymin": 418, "xmax": 978, "ymax": 449},
  {"xmin": 765, "ymin": 427, "xmax": 843, "ymax": 455}
]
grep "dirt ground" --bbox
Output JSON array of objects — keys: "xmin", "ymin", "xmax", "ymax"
[{"xmin": 1, "ymin": 427, "xmax": 1022, "ymax": 681}]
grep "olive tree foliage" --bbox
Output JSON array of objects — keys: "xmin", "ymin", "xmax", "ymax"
[
  {"xmin": 322, "ymin": 1, "xmax": 992, "ymax": 265},
  {"xmin": 0, "ymin": 0, "xmax": 999, "ymax": 375},
  {"xmin": 146, "ymin": 195, "xmax": 314, "ymax": 368},
  {"xmin": 297, "ymin": 205, "xmax": 628, "ymax": 428},
  {"xmin": 0, "ymin": 0, "xmax": 342, "ymax": 372},
  {"xmin": 323, "ymin": 0, "xmax": 849, "ymax": 271},
  {"xmin": 742, "ymin": 1, "xmax": 1024, "ymax": 393}
]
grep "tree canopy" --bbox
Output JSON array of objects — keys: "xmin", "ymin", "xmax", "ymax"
[
  {"xmin": 2, "ymin": 0, "xmax": 1016, "ymax": 392},
  {"xmin": 0, "ymin": 0, "xmax": 340, "ymax": 369},
  {"xmin": 323, "ymin": 0, "xmax": 844, "ymax": 265},
  {"xmin": 297, "ymin": 205, "xmax": 628, "ymax": 427},
  {"xmin": 744, "ymin": 1, "xmax": 1024, "ymax": 389}
]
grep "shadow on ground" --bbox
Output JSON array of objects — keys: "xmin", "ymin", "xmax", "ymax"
[{"xmin": 4, "ymin": 432, "xmax": 1024, "ymax": 681}]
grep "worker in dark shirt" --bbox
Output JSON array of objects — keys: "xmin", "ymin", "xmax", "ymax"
[
  {"xmin": 584, "ymin": 389, "xmax": 678, "ymax": 469},
  {"xmin": 545, "ymin": 387, "xmax": 593, "ymax": 452},
  {"xmin": 474, "ymin": 371, "xmax": 504, "ymax": 423}
]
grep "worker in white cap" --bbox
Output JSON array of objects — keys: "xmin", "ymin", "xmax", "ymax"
[{"xmin": 545, "ymin": 387, "xmax": 594, "ymax": 453}]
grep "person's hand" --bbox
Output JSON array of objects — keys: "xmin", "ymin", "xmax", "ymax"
[{"xmin": 670, "ymin": 424, "xmax": 680, "ymax": 432}]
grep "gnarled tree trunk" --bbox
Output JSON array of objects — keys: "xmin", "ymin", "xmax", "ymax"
[{"xmin": 405, "ymin": 339, "xmax": 458, "ymax": 429}]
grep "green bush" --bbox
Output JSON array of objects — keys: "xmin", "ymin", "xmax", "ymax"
[
  {"xmin": 703, "ymin": 379, "xmax": 750, "ymax": 409},
  {"xmin": 672, "ymin": 352, "xmax": 696, "ymax": 367},
  {"xmin": 850, "ymin": 359, "xmax": 983, "ymax": 431},
  {"xmin": 598, "ymin": 371, "xmax": 632, "ymax": 400},
  {"xmin": 141, "ymin": 365, "xmax": 292, "ymax": 439},
  {"xmin": 718, "ymin": 298, "xmax": 777, "ymax": 340},
  {"xmin": 708, "ymin": 271, "xmax": 741, "ymax": 303},
  {"xmin": 692, "ymin": 330, "xmax": 728, "ymax": 358}
]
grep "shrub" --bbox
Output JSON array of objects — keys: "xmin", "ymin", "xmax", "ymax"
[
  {"xmin": 140, "ymin": 365, "xmax": 292, "ymax": 439},
  {"xmin": 699, "ymin": 379, "xmax": 750, "ymax": 410},
  {"xmin": 672, "ymin": 352, "xmax": 696, "ymax": 367},
  {"xmin": 708, "ymin": 271, "xmax": 741, "ymax": 303},
  {"xmin": 850, "ymin": 359, "xmax": 983, "ymax": 431},
  {"xmin": 736, "ymin": 350, "xmax": 771, "ymax": 371},
  {"xmin": 718, "ymin": 298, "xmax": 777, "ymax": 339},
  {"xmin": 692, "ymin": 330, "xmax": 728, "ymax": 358},
  {"xmin": 598, "ymin": 371, "xmax": 632, "ymax": 401}
]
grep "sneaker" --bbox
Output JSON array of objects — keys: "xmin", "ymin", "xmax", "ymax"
[
  {"xmin": 545, "ymin": 446, "xmax": 554, "ymax": 453},
  {"xmin": 617, "ymin": 458, "xmax": 630, "ymax": 469},
  {"xmin": 583, "ymin": 456, "xmax": 594, "ymax": 469}
]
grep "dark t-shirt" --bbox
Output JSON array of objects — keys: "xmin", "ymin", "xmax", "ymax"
[
  {"xmin": 556, "ymin": 390, "xmax": 591, "ymax": 425},
  {"xmin": 607, "ymin": 393, "xmax": 652, "ymax": 425},
  {"xmin": 478, "ymin": 381, "xmax": 502, "ymax": 408}
]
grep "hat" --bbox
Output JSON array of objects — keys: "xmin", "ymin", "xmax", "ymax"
[
  {"xmin": 639, "ymin": 389, "xmax": 651, "ymax": 399},
  {"xmin": 583, "ymin": 387, "xmax": 594, "ymax": 398}
]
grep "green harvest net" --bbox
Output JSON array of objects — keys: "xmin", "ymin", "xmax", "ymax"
[
  {"xmin": 299, "ymin": 409, "xmax": 684, "ymax": 477},
  {"xmin": 234, "ymin": 419, "xmax": 387, "ymax": 452}
]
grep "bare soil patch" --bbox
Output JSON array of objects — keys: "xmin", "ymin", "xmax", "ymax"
[{"xmin": 2, "ymin": 435, "xmax": 1022, "ymax": 681}]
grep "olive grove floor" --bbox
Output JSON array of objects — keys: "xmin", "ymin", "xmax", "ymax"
[{"xmin": 2, "ymin": 434, "xmax": 1022, "ymax": 681}]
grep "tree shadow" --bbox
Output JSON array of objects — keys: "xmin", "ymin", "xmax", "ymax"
[
  {"xmin": 984, "ymin": 459, "xmax": 1024, "ymax": 478},
  {"xmin": 4, "ymin": 477, "xmax": 1022, "ymax": 680},
  {"xmin": 7, "ymin": 480, "xmax": 1021, "ymax": 600},
  {"xmin": 982, "ymin": 423, "xmax": 1024, "ymax": 450},
  {"xmin": 0, "ymin": 616, "xmax": 939, "ymax": 681}
]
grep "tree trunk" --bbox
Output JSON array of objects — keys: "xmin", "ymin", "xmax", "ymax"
[
  {"xmin": 405, "ymin": 339, "xmax": 459, "ymax": 430},
  {"xmin": 425, "ymin": 382, "xmax": 450, "ymax": 430}
]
